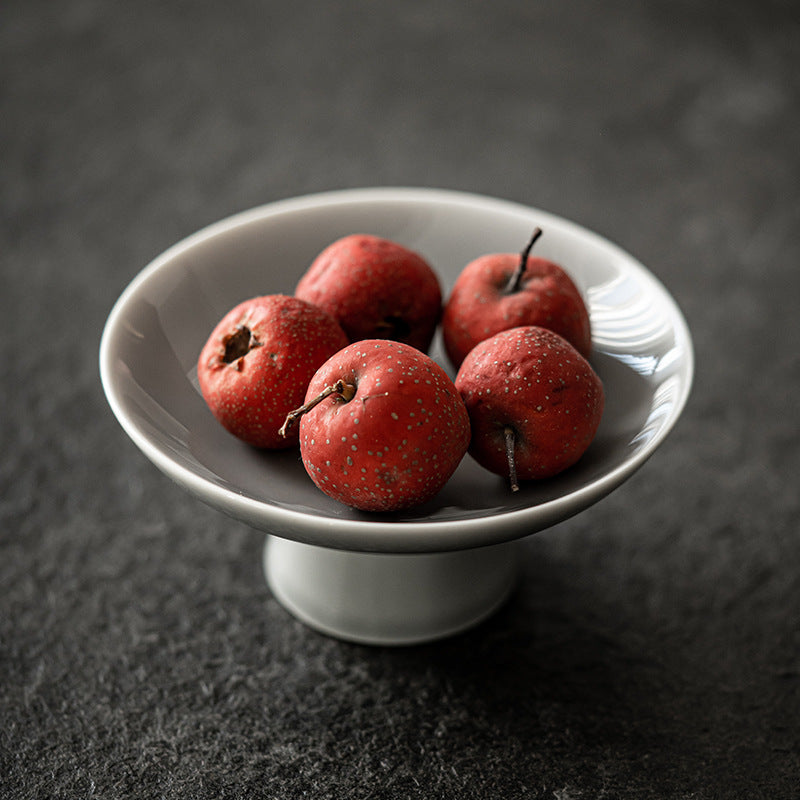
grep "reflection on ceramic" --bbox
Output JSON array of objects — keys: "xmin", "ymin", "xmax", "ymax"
[{"xmin": 100, "ymin": 188, "xmax": 694, "ymax": 644}]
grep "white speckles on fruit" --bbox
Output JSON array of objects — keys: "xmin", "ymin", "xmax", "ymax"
[
  {"xmin": 197, "ymin": 295, "xmax": 348, "ymax": 450},
  {"xmin": 455, "ymin": 326, "xmax": 604, "ymax": 484},
  {"xmin": 295, "ymin": 235, "xmax": 442, "ymax": 353},
  {"xmin": 296, "ymin": 339, "xmax": 470, "ymax": 512}
]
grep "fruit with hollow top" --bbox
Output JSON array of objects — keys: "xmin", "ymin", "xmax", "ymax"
[{"xmin": 197, "ymin": 294, "xmax": 348, "ymax": 448}]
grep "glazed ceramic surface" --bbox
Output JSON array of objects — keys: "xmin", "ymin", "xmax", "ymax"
[{"xmin": 100, "ymin": 188, "xmax": 694, "ymax": 554}]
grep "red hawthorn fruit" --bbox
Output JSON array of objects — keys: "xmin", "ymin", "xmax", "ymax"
[
  {"xmin": 197, "ymin": 294, "xmax": 348, "ymax": 449},
  {"xmin": 281, "ymin": 339, "xmax": 471, "ymax": 512},
  {"xmin": 295, "ymin": 234, "xmax": 442, "ymax": 353},
  {"xmin": 455, "ymin": 325, "xmax": 604, "ymax": 488},
  {"xmin": 442, "ymin": 228, "xmax": 592, "ymax": 369}
]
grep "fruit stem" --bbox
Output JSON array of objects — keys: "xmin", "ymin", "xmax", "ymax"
[
  {"xmin": 279, "ymin": 379, "xmax": 357, "ymax": 437},
  {"xmin": 504, "ymin": 426, "xmax": 520, "ymax": 492},
  {"xmin": 504, "ymin": 227, "xmax": 543, "ymax": 294}
]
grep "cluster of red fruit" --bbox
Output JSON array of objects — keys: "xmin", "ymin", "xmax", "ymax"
[{"xmin": 197, "ymin": 231, "xmax": 604, "ymax": 512}]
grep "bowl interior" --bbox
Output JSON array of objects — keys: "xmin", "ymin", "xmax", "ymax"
[{"xmin": 100, "ymin": 188, "xmax": 693, "ymax": 552}]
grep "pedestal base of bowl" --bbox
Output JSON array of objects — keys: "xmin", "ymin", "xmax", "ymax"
[{"xmin": 263, "ymin": 535, "xmax": 520, "ymax": 646}]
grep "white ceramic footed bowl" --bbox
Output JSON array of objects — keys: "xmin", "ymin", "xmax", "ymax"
[{"xmin": 100, "ymin": 188, "xmax": 693, "ymax": 644}]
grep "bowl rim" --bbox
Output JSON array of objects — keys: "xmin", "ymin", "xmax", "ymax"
[{"xmin": 99, "ymin": 186, "xmax": 695, "ymax": 550}]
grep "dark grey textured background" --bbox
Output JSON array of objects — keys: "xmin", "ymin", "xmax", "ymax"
[{"xmin": 2, "ymin": 1, "xmax": 799, "ymax": 798}]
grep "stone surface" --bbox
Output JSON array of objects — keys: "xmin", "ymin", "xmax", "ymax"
[{"xmin": 2, "ymin": 1, "xmax": 798, "ymax": 797}]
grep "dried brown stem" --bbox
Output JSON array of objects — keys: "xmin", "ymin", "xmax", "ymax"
[
  {"xmin": 504, "ymin": 227, "xmax": 543, "ymax": 294},
  {"xmin": 279, "ymin": 379, "xmax": 356, "ymax": 437},
  {"xmin": 504, "ymin": 425, "xmax": 519, "ymax": 492}
]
